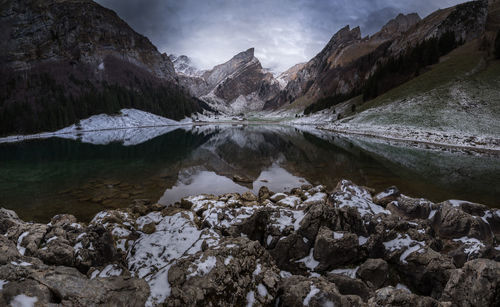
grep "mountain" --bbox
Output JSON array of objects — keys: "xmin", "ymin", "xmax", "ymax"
[
  {"xmin": 0, "ymin": 0, "xmax": 206, "ymax": 136},
  {"xmin": 266, "ymin": 0, "xmax": 489, "ymax": 111},
  {"xmin": 179, "ymin": 48, "xmax": 281, "ymax": 114},
  {"xmin": 276, "ymin": 63, "xmax": 306, "ymax": 89},
  {"xmin": 169, "ymin": 55, "xmax": 202, "ymax": 77},
  {"xmin": 320, "ymin": 0, "xmax": 500, "ymax": 145}
]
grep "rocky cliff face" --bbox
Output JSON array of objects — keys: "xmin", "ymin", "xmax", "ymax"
[
  {"xmin": 0, "ymin": 0, "xmax": 204, "ymax": 136},
  {"xmin": 276, "ymin": 63, "xmax": 307, "ymax": 89},
  {"xmin": 266, "ymin": 0, "xmax": 489, "ymax": 110},
  {"xmin": 0, "ymin": 0, "xmax": 176, "ymax": 81},
  {"xmin": 179, "ymin": 48, "xmax": 281, "ymax": 114}
]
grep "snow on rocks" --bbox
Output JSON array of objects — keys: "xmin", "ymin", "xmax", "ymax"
[
  {"xmin": 383, "ymin": 234, "xmax": 425, "ymax": 264},
  {"xmin": 1, "ymin": 180, "xmax": 499, "ymax": 306},
  {"xmin": 330, "ymin": 180, "xmax": 391, "ymax": 217}
]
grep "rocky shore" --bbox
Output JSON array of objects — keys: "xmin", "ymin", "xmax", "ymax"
[{"xmin": 1, "ymin": 180, "xmax": 499, "ymax": 306}]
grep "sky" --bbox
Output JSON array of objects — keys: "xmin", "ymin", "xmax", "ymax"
[{"xmin": 96, "ymin": 0, "xmax": 467, "ymax": 72}]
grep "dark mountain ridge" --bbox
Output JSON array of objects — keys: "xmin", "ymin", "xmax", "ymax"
[
  {"xmin": 0, "ymin": 0, "xmax": 207, "ymax": 136},
  {"xmin": 266, "ymin": 0, "xmax": 490, "ymax": 111}
]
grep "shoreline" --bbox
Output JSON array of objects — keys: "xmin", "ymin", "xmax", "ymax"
[
  {"xmin": 1, "ymin": 180, "xmax": 499, "ymax": 306},
  {"xmin": 2, "ymin": 120, "xmax": 500, "ymax": 156},
  {"xmin": 317, "ymin": 123, "xmax": 500, "ymax": 155}
]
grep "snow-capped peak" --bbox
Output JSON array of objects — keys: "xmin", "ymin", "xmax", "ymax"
[{"xmin": 169, "ymin": 54, "xmax": 202, "ymax": 77}]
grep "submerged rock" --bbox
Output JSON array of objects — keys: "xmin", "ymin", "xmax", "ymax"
[{"xmin": 0, "ymin": 180, "xmax": 499, "ymax": 306}]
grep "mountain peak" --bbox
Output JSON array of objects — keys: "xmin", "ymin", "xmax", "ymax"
[
  {"xmin": 232, "ymin": 48, "xmax": 255, "ymax": 62},
  {"xmin": 374, "ymin": 12, "xmax": 421, "ymax": 39}
]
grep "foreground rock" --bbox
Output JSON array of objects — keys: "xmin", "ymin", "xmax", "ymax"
[{"xmin": 1, "ymin": 179, "xmax": 499, "ymax": 306}]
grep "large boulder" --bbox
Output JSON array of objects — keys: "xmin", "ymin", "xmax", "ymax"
[
  {"xmin": 432, "ymin": 201, "xmax": 492, "ymax": 241},
  {"xmin": 326, "ymin": 273, "xmax": 372, "ymax": 301},
  {"xmin": 356, "ymin": 258, "xmax": 389, "ymax": 289},
  {"xmin": 368, "ymin": 286, "xmax": 443, "ymax": 307},
  {"xmin": 277, "ymin": 275, "xmax": 365, "ymax": 307},
  {"xmin": 441, "ymin": 259, "xmax": 500, "ymax": 306},
  {"xmin": 0, "ymin": 263, "xmax": 148, "ymax": 306},
  {"xmin": 165, "ymin": 237, "xmax": 280, "ymax": 306},
  {"xmin": 313, "ymin": 227, "xmax": 361, "ymax": 271}
]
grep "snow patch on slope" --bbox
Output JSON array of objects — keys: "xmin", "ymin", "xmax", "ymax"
[
  {"xmin": 58, "ymin": 109, "xmax": 179, "ymax": 133},
  {"xmin": 0, "ymin": 109, "xmax": 185, "ymax": 145}
]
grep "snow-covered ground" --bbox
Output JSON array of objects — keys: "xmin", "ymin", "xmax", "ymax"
[
  {"xmin": 0, "ymin": 109, "xmax": 188, "ymax": 145},
  {"xmin": 58, "ymin": 109, "xmax": 181, "ymax": 132},
  {"xmin": 1, "ymin": 106, "xmax": 499, "ymax": 152},
  {"xmin": 319, "ymin": 122, "xmax": 500, "ymax": 152}
]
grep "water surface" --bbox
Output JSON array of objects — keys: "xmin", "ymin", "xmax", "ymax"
[{"xmin": 0, "ymin": 125, "xmax": 498, "ymax": 222}]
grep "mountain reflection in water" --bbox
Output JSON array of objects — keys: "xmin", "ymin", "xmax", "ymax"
[{"xmin": 0, "ymin": 125, "xmax": 498, "ymax": 223}]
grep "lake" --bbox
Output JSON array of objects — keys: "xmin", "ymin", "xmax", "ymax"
[{"xmin": 0, "ymin": 124, "xmax": 498, "ymax": 223}]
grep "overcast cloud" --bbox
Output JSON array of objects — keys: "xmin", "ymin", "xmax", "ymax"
[{"xmin": 96, "ymin": 0, "xmax": 467, "ymax": 72}]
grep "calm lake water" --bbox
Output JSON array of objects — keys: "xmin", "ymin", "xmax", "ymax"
[{"xmin": 0, "ymin": 125, "xmax": 499, "ymax": 222}]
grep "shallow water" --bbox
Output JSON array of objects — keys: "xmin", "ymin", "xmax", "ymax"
[{"xmin": 0, "ymin": 125, "xmax": 498, "ymax": 222}]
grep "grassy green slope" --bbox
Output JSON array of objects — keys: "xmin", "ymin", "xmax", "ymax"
[{"xmin": 343, "ymin": 41, "xmax": 500, "ymax": 136}]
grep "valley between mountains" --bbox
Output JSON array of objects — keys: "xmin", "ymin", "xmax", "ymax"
[
  {"xmin": 1, "ymin": 0, "xmax": 499, "ymax": 152},
  {"xmin": 1, "ymin": 1, "xmax": 500, "ymax": 306}
]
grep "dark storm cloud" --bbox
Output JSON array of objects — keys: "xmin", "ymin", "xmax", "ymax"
[{"xmin": 95, "ymin": 0, "xmax": 467, "ymax": 72}]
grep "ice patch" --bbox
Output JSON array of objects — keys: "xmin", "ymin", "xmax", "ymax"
[
  {"xmin": 11, "ymin": 261, "xmax": 32, "ymax": 267},
  {"xmin": 253, "ymin": 263, "xmax": 262, "ymax": 276},
  {"xmin": 224, "ymin": 256, "xmax": 234, "ymax": 265},
  {"xmin": 277, "ymin": 196, "xmax": 302, "ymax": 208},
  {"xmin": 296, "ymin": 248, "xmax": 319, "ymax": 270},
  {"xmin": 333, "ymin": 232, "xmax": 344, "ymax": 240},
  {"xmin": 0, "ymin": 279, "xmax": 7, "ymax": 290},
  {"xmin": 374, "ymin": 188, "xmax": 397, "ymax": 201},
  {"xmin": 145, "ymin": 264, "xmax": 172, "ymax": 307},
  {"xmin": 383, "ymin": 234, "xmax": 425, "ymax": 264},
  {"xmin": 257, "ymin": 283, "xmax": 268, "ymax": 297},
  {"xmin": 112, "ymin": 226, "xmax": 131, "ymax": 238},
  {"xmin": 330, "ymin": 267, "xmax": 359, "ymax": 279},
  {"xmin": 448, "ymin": 200, "xmax": 465, "ymax": 207},
  {"xmin": 303, "ymin": 284, "xmax": 320, "ymax": 306},
  {"xmin": 246, "ymin": 290, "xmax": 255, "ymax": 307},
  {"xmin": 266, "ymin": 235, "xmax": 273, "ymax": 246},
  {"xmin": 280, "ymin": 271, "xmax": 292, "ymax": 278},
  {"xmin": 76, "ymin": 232, "xmax": 87, "ymax": 240},
  {"xmin": 188, "ymin": 256, "xmax": 217, "ymax": 278},
  {"xmin": 332, "ymin": 180, "xmax": 390, "ymax": 217},
  {"xmin": 323, "ymin": 301, "xmax": 335, "ymax": 307},
  {"xmin": 270, "ymin": 208, "xmax": 305, "ymax": 232},
  {"xmin": 91, "ymin": 264, "xmax": 123, "ymax": 279},
  {"xmin": 358, "ymin": 236, "xmax": 368, "ymax": 245},
  {"xmin": 428, "ymin": 210, "xmax": 437, "ymax": 219},
  {"xmin": 453, "ymin": 236, "xmax": 485, "ymax": 257},
  {"xmin": 481, "ymin": 210, "xmax": 493, "ymax": 224},
  {"xmin": 303, "ymin": 192, "xmax": 327, "ymax": 206},
  {"xmin": 16, "ymin": 231, "xmax": 29, "ymax": 255},
  {"xmin": 396, "ymin": 283, "xmax": 411, "ymax": 293},
  {"xmin": 73, "ymin": 242, "xmax": 83, "ymax": 252},
  {"xmin": 10, "ymin": 294, "xmax": 38, "ymax": 307}
]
